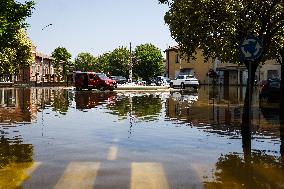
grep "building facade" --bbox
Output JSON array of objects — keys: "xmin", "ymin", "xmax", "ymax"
[
  {"xmin": 16, "ymin": 46, "xmax": 64, "ymax": 84},
  {"xmin": 165, "ymin": 46, "xmax": 281, "ymax": 85}
]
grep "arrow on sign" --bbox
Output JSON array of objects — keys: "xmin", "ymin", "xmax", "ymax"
[
  {"xmin": 253, "ymin": 42, "xmax": 262, "ymax": 56},
  {"xmin": 241, "ymin": 47, "xmax": 252, "ymax": 58}
]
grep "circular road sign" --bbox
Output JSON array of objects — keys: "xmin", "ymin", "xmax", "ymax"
[{"xmin": 240, "ymin": 36, "xmax": 263, "ymax": 61}]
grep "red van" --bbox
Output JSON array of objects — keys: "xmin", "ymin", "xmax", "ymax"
[{"xmin": 74, "ymin": 72, "xmax": 117, "ymax": 91}]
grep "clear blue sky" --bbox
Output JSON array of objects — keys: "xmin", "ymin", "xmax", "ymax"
[{"xmin": 23, "ymin": 0, "xmax": 176, "ymax": 59}]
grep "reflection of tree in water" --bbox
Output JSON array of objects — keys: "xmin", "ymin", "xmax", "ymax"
[
  {"xmin": 52, "ymin": 90, "xmax": 71, "ymax": 114},
  {"xmin": 132, "ymin": 95, "xmax": 162, "ymax": 120},
  {"xmin": 204, "ymin": 152, "xmax": 284, "ymax": 189},
  {"xmin": 107, "ymin": 96, "xmax": 130, "ymax": 118},
  {"xmin": 107, "ymin": 94, "xmax": 162, "ymax": 121},
  {"xmin": 0, "ymin": 136, "xmax": 34, "ymax": 188}
]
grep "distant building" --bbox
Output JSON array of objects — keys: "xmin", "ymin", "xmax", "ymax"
[{"xmin": 16, "ymin": 46, "xmax": 64, "ymax": 85}]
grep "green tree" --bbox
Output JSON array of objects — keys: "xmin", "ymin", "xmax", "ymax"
[
  {"xmin": 133, "ymin": 43, "xmax": 163, "ymax": 80},
  {"xmin": 51, "ymin": 47, "xmax": 71, "ymax": 80},
  {"xmin": 159, "ymin": 0, "xmax": 284, "ymax": 126},
  {"xmin": 0, "ymin": 29, "xmax": 34, "ymax": 77},
  {"xmin": 97, "ymin": 47, "xmax": 130, "ymax": 77},
  {"xmin": 74, "ymin": 52, "xmax": 97, "ymax": 72},
  {"xmin": 0, "ymin": 0, "xmax": 34, "ymax": 51},
  {"xmin": 108, "ymin": 47, "xmax": 130, "ymax": 77},
  {"xmin": 97, "ymin": 52, "xmax": 111, "ymax": 73}
]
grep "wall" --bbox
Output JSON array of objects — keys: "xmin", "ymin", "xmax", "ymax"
[{"xmin": 167, "ymin": 49, "xmax": 213, "ymax": 84}]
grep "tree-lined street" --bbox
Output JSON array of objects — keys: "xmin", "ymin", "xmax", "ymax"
[{"xmin": 0, "ymin": 0, "xmax": 283, "ymax": 188}]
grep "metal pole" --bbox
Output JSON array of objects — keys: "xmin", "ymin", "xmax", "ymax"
[
  {"xmin": 129, "ymin": 42, "xmax": 132, "ymax": 83},
  {"xmin": 42, "ymin": 56, "xmax": 44, "ymax": 87},
  {"xmin": 248, "ymin": 61, "xmax": 252, "ymax": 127},
  {"xmin": 41, "ymin": 24, "xmax": 52, "ymax": 88}
]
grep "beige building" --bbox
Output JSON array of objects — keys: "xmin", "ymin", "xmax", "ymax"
[
  {"xmin": 165, "ymin": 46, "xmax": 213, "ymax": 84},
  {"xmin": 165, "ymin": 46, "xmax": 281, "ymax": 85}
]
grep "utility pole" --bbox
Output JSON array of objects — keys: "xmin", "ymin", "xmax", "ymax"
[
  {"xmin": 41, "ymin": 24, "xmax": 53, "ymax": 87},
  {"xmin": 129, "ymin": 42, "xmax": 132, "ymax": 83}
]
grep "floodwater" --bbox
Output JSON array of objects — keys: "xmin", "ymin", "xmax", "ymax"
[{"xmin": 0, "ymin": 86, "xmax": 283, "ymax": 189}]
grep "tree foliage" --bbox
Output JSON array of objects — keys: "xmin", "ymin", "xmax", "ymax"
[
  {"xmin": 98, "ymin": 47, "xmax": 130, "ymax": 77},
  {"xmin": 0, "ymin": 29, "xmax": 34, "ymax": 74},
  {"xmin": 51, "ymin": 47, "xmax": 71, "ymax": 77},
  {"xmin": 159, "ymin": 0, "xmax": 284, "ymax": 64},
  {"xmin": 159, "ymin": 0, "xmax": 284, "ymax": 125},
  {"xmin": 108, "ymin": 47, "xmax": 130, "ymax": 77},
  {"xmin": 133, "ymin": 43, "xmax": 163, "ymax": 80},
  {"xmin": 74, "ymin": 52, "xmax": 98, "ymax": 72},
  {"xmin": 97, "ymin": 52, "xmax": 110, "ymax": 73},
  {"xmin": 0, "ymin": 0, "xmax": 35, "ymax": 51}
]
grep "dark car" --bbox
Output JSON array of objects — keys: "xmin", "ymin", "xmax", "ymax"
[
  {"xmin": 110, "ymin": 76, "xmax": 127, "ymax": 84},
  {"xmin": 259, "ymin": 78, "xmax": 281, "ymax": 102},
  {"xmin": 155, "ymin": 76, "xmax": 171, "ymax": 86}
]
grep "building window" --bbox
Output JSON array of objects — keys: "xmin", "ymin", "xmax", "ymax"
[
  {"xmin": 175, "ymin": 54, "xmax": 180, "ymax": 63},
  {"xmin": 267, "ymin": 70, "xmax": 279, "ymax": 79}
]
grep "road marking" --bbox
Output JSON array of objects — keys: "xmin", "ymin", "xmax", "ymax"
[
  {"xmin": 53, "ymin": 162, "xmax": 100, "ymax": 189},
  {"xmin": 15, "ymin": 162, "xmax": 42, "ymax": 187},
  {"xmin": 107, "ymin": 146, "xmax": 118, "ymax": 161},
  {"xmin": 131, "ymin": 162, "xmax": 170, "ymax": 189}
]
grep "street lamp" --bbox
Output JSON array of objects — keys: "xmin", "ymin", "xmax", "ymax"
[
  {"xmin": 129, "ymin": 42, "xmax": 133, "ymax": 83},
  {"xmin": 41, "ymin": 24, "xmax": 52, "ymax": 87}
]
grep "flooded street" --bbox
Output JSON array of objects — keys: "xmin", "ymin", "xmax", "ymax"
[{"xmin": 0, "ymin": 87, "xmax": 283, "ymax": 189}]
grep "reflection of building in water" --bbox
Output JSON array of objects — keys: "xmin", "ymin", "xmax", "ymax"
[
  {"xmin": 166, "ymin": 88, "xmax": 281, "ymax": 136},
  {"xmin": 0, "ymin": 88, "xmax": 36, "ymax": 123},
  {"xmin": 0, "ymin": 88, "xmax": 58, "ymax": 124}
]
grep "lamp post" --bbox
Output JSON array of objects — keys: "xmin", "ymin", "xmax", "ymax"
[
  {"xmin": 129, "ymin": 42, "xmax": 133, "ymax": 83},
  {"xmin": 41, "ymin": 24, "xmax": 52, "ymax": 87}
]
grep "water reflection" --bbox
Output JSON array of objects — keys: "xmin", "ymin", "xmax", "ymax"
[
  {"xmin": 0, "ymin": 87, "xmax": 281, "ymax": 137},
  {"xmin": 75, "ymin": 91, "xmax": 116, "ymax": 110},
  {"xmin": 74, "ymin": 91, "xmax": 163, "ymax": 121},
  {"xmin": 204, "ymin": 151, "xmax": 284, "ymax": 189},
  {"xmin": 0, "ymin": 135, "xmax": 34, "ymax": 188},
  {"xmin": 0, "ymin": 87, "xmax": 282, "ymax": 188},
  {"xmin": 0, "ymin": 88, "xmax": 34, "ymax": 124}
]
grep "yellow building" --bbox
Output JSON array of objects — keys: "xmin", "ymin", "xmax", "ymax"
[
  {"xmin": 165, "ymin": 46, "xmax": 281, "ymax": 85},
  {"xmin": 165, "ymin": 46, "xmax": 213, "ymax": 84}
]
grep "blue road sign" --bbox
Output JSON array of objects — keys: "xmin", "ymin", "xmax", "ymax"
[{"xmin": 240, "ymin": 36, "xmax": 263, "ymax": 61}]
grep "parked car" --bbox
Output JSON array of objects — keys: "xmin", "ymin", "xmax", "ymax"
[
  {"xmin": 259, "ymin": 78, "xmax": 280, "ymax": 102},
  {"xmin": 74, "ymin": 72, "xmax": 116, "ymax": 91},
  {"xmin": 145, "ymin": 78, "xmax": 157, "ymax": 86},
  {"xmin": 110, "ymin": 76, "xmax": 127, "ymax": 84},
  {"xmin": 155, "ymin": 76, "xmax": 171, "ymax": 86},
  {"xmin": 136, "ymin": 79, "xmax": 146, "ymax": 86},
  {"xmin": 170, "ymin": 74, "xmax": 199, "ymax": 89}
]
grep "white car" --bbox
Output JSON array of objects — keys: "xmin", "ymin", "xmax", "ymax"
[{"xmin": 170, "ymin": 75, "xmax": 199, "ymax": 89}]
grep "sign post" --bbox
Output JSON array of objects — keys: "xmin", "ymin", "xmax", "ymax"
[{"xmin": 239, "ymin": 35, "xmax": 263, "ymax": 127}]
